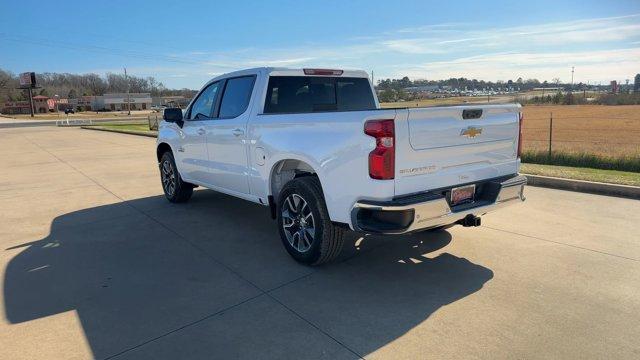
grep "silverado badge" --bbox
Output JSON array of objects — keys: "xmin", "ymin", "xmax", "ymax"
[{"xmin": 460, "ymin": 126, "xmax": 483, "ymax": 138}]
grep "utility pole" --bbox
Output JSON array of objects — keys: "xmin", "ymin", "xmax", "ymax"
[
  {"xmin": 626, "ymin": 79, "xmax": 630, "ymax": 93},
  {"xmin": 27, "ymin": 87, "xmax": 34, "ymax": 117},
  {"xmin": 124, "ymin": 67, "xmax": 131, "ymax": 115},
  {"xmin": 570, "ymin": 66, "xmax": 575, "ymax": 93},
  {"xmin": 371, "ymin": 70, "xmax": 374, "ymax": 86}
]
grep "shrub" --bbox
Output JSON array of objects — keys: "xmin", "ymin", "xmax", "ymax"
[{"xmin": 596, "ymin": 93, "xmax": 640, "ymax": 105}]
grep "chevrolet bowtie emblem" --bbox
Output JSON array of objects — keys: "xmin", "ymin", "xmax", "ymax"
[{"xmin": 460, "ymin": 126, "xmax": 483, "ymax": 138}]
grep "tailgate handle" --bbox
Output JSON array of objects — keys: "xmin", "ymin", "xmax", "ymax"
[{"xmin": 462, "ymin": 109, "xmax": 483, "ymax": 119}]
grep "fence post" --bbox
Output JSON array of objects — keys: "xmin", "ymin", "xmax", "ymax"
[{"xmin": 548, "ymin": 112, "xmax": 553, "ymax": 158}]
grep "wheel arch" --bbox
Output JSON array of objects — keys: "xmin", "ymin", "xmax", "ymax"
[
  {"xmin": 269, "ymin": 158, "xmax": 324, "ymax": 203},
  {"xmin": 156, "ymin": 142, "xmax": 173, "ymax": 162}
]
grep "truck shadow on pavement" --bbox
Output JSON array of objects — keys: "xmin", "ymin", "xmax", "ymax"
[{"xmin": 4, "ymin": 190, "xmax": 494, "ymax": 359}]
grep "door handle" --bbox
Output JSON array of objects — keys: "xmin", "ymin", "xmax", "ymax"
[
  {"xmin": 232, "ymin": 128, "xmax": 244, "ymax": 137},
  {"xmin": 197, "ymin": 128, "xmax": 205, "ymax": 135}
]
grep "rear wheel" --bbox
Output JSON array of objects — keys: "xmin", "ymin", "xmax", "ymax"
[
  {"xmin": 277, "ymin": 177, "xmax": 344, "ymax": 265},
  {"xmin": 159, "ymin": 151, "xmax": 193, "ymax": 203}
]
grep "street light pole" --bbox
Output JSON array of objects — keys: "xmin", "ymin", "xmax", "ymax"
[
  {"xmin": 54, "ymin": 94, "xmax": 60, "ymax": 115},
  {"xmin": 124, "ymin": 67, "xmax": 131, "ymax": 115},
  {"xmin": 570, "ymin": 66, "xmax": 575, "ymax": 93}
]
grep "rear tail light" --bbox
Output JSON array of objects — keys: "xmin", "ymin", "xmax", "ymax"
[
  {"xmin": 364, "ymin": 119, "xmax": 395, "ymax": 180},
  {"xmin": 517, "ymin": 112, "xmax": 523, "ymax": 158},
  {"xmin": 303, "ymin": 68, "xmax": 344, "ymax": 76}
]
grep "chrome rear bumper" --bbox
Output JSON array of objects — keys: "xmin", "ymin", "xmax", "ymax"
[{"xmin": 351, "ymin": 174, "xmax": 526, "ymax": 234}]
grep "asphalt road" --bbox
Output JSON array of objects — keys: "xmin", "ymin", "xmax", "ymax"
[{"xmin": 1, "ymin": 126, "xmax": 639, "ymax": 359}]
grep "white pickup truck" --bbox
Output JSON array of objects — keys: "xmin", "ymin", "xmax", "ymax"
[{"xmin": 157, "ymin": 67, "xmax": 526, "ymax": 265}]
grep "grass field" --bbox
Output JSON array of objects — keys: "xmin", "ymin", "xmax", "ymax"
[
  {"xmin": 2, "ymin": 110, "xmax": 154, "ymax": 120},
  {"xmin": 93, "ymin": 123, "xmax": 151, "ymax": 132},
  {"xmin": 82, "ymin": 123, "xmax": 157, "ymax": 136},
  {"xmin": 520, "ymin": 163, "xmax": 640, "ymax": 186},
  {"xmin": 380, "ymin": 95, "xmax": 515, "ymax": 108},
  {"xmin": 380, "ymin": 101, "xmax": 640, "ymax": 170}
]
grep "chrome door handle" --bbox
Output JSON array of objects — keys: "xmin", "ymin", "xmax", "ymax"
[
  {"xmin": 197, "ymin": 128, "xmax": 205, "ymax": 135},
  {"xmin": 232, "ymin": 128, "xmax": 244, "ymax": 137}
]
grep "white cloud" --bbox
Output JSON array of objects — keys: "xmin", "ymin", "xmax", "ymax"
[
  {"xmin": 375, "ymin": 13, "xmax": 640, "ymax": 54},
  {"xmin": 380, "ymin": 39, "xmax": 448, "ymax": 54},
  {"xmin": 244, "ymin": 57, "xmax": 316, "ymax": 66},
  {"xmin": 153, "ymin": 13, "xmax": 640, "ymax": 87},
  {"xmin": 395, "ymin": 48, "xmax": 640, "ymax": 82}
]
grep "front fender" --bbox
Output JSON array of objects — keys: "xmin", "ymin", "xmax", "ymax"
[{"xmin": 157, "ymin": 123, "xmax": 183, "ymax": 156}]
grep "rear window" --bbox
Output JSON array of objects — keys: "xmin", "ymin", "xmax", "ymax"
[
  {"xmin": 264, "ymin": 76, "xmax": 376, "ymax": 114},
  {"xmin": 219, "ymin": 76, "xmax": 255, "ymax": 118}
]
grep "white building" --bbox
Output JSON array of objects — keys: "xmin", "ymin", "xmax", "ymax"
[
  {"xmin": 93, "ymin": 93, "xmax": 152, "ymax": 111},
  {"xmin": 151, "ymin": 95, "xmax": 192, "ymax": 108}
]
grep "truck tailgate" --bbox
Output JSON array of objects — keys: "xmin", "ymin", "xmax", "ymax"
[{"xmin": 394, "ymin": 104, "xmax": 521, "ymax": 196}]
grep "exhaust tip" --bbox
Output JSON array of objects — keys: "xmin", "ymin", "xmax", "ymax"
[{"xmin": 459, "ymin": 214, "xmax": 481, "ymax": 227}]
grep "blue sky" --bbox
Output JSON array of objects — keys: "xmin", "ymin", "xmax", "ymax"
[{"xmin": 1, "ymin": 0, "xmax": 639, "ymax": 89}]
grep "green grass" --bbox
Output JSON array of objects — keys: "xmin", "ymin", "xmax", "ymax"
[
  {"xmin": 522, "ymin": 150, "xmax": 640, "ymax": 173},
  {"xmin": 82, "ymin": 123, "xmax": 157, "ymax": 136},
  {"xmin": 521, "ymin": 163, "xmax": 640, "ymax": 186},
  {"xmin": 92, "ymin": 123, "xmax": 151, "ymax": 132}
]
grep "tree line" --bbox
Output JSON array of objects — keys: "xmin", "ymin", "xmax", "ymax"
[
  {"xmin": 377, "ymin": 76, "xmax": 567, "ymax": 91},
  {"xmin": 376, "ymin": 76, "xmax": 573, "ymax": 102},
  {"xmin": 0, "ymin": 68, "xmax": 196, "ymax": 103},
  {"xmin": 375, "ymin": 75, "xmax": 640, "ymax": 104}
]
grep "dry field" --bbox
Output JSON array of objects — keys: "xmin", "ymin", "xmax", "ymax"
[
  {"xmin": 521, "ymin": 105, "xmax": 640, "ymax": 157},
  {"xmin": 381, "ymin": 101, "xmax": 640, "ymax": 158}
]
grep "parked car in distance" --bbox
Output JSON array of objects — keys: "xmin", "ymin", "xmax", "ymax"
[
  {"xmin": 156, "ymin": 67, "xmax": 526, "ymax": 265},
  {"xmin": 64, "ymin": 108, "xmax": 75, "ymax": 114}
]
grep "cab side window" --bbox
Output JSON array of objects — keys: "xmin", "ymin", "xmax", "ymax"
[
  {"xmin": 187, "ymin": 82, "xmax": 220, "ymax": 120},
  {"xmin": 218, "ymin": 76, "xmax": 255, "ymax": 118}
]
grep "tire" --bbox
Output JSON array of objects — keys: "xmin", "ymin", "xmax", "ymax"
[
  {"xmin": 159, "ymin": 151, "xmax": 193, "ymax": 203},
  {"xmin": 277, "ymin": 176, "xmax": 344, "ymax": 265}
]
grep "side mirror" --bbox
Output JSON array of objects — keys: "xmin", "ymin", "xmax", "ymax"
[{"xmin": 163, "ymin": 107, "xmax": 183, "ymax": 123}]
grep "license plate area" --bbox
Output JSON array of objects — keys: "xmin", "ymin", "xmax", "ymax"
[{"xmin": 450, "ymin": 184, "xmax": 475, "ymax": 206}]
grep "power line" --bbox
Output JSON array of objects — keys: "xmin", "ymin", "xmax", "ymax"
[{"xmin": 0, "ymin": 33, "xmax": 207, "ymax": 66}]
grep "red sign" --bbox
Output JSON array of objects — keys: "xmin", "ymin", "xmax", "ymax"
[{"xmin": 19, "ymin": 72, "xmax": 36, "ymax": 88}]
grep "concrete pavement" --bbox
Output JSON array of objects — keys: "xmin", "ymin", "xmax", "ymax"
[{"xmin": 1, "ymin": 126, "xmax": 639, "ymax": 359}]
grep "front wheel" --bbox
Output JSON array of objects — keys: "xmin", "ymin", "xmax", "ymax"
[
  {"xmin": 277, "ymin": 177, "xmax": 344, "ymax": 265},
  {"xmin": 159, "ymin": 151, "xmax": 193, "ymax": 203}
]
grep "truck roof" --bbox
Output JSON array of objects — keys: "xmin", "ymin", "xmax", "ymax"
[
  {"xmin": 264, "ymin": 67, "xmax": 370, "ymax": 78},
  {"xmin": 205, "ymin": 67, "xmax": 370, "ymax": 86}
]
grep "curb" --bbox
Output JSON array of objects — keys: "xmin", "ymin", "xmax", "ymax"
[
  {"xmin": 80, "ymin": 126, "xmax": 157, "ymax": 138},
  {"xmin": 524, "ymin": 174, "xmax": 640, "ymax": 200}
]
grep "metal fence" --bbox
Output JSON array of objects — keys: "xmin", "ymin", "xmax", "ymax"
[{"xmin": 521, "ymin": 111, "xmax": 640, "ymax": 158}]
